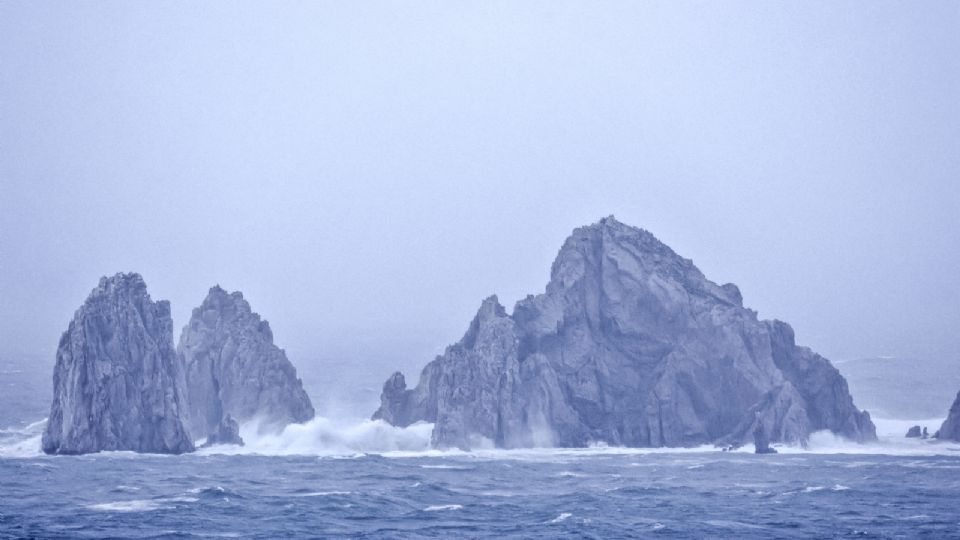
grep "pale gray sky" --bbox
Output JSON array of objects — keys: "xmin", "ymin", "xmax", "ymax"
[{"xmin": 2, "ymin": 2, "xmax": 958, "ymax": 379}]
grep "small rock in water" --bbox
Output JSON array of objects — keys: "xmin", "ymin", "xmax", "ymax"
[
  {"xmin": 905, "ymin": 425, "xmax": 922, "ymax": 438},
  {"xmin": 753, "ymin": 421, "xmax": 777, "ymax": 455}
]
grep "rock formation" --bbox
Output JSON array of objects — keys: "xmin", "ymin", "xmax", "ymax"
[
  {"xmin": 373, "ymin": 216, "xmax": 876, "ymax": 450},
  {"xmin": 42, "ymin": 273, "xmax": 194, "ymax": 455},
  {"xmin": 753, "ymin": 419, "xmax": 777, "ymax": 454},
  {"xmin": 936, "ymin": 391, "xmax": 960, "ymax": 441},
  {"xmin": 200, "ymin": 414, "xmax": 244, "ymax": 448},
  {"xmin": 179, "ymin": 286, "xmax": 314, "ymax": 441},
  {"xmin": 906, "ymin": 425, "xmax": 922, "ymax": 438}
]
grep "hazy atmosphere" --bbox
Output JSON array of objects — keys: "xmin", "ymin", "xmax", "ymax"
[
  {"xmin": 4, "ymin": 4, "xmax": 960, "ymax": 538},
  {"xmin": 2, "ymin": 1, "xmax": 958, "ymax": 378}
]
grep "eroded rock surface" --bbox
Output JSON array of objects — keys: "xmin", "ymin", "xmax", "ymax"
[
  {"xmin": 374, "ymin": 217, "xmax": 876, "ymax": 449},
  {"xmin": 179, "ymin": 286, "xmax": 314, "ymax": 441},
  {"xmin": 42, "ymin": 273, "xmax": 194, "ymax": 455}
]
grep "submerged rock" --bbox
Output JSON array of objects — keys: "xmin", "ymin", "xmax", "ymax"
[
  {"xmin": 374, "ymin": 216, "xmax": 876, "ymax": 449},
  {"xmin": 179, "ymin": 286, "xmax": 314, "ymax": 441},
  {"xmin": 42, "ymin": 273, "xmax": 194, "ymax": 455},
  {"xmin": 936, "ymin": 391, "xmax": 960, "ymax": 441},
  {"xmin": 906, "ymin": 425, "xmax": 922, "ymax": 438}
]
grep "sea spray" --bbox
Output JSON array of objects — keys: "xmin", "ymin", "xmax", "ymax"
[
  {"xmin": 196, "ymin": 416, "xmax": 434, "ymax": 456},
  {"xmin": 5, "ymin": 416, "xmax": 960, "ymax": 459}
]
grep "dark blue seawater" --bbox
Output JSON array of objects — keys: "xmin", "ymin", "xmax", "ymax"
[
  {"xmin": 4, "ymin": 358, "xmax": 960, "ymax": 539},
  {"xmin": 2, "ymin": 451, "xmax": 960, "ymax": 539}
]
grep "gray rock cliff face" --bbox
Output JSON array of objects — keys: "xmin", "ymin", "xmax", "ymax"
[
  {"xmin": 42, "ymin": 273, "xmax": 194, "ymax": 455},
  {"xmin": 373, "ymin": 217, "xmax": 876, "ymax": 449},
  {"xmin": 936, "ymin": 392, "xmax": 960, "ymax": 441},
  {"xmin": 179, "ymin": 286, "xmax": 314, "ymax": 440}
]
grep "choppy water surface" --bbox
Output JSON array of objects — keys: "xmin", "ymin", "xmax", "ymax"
[
  {"xmin": 3, "ymin": 360, "xmax": 960, "ymax": 539},
  {"xmin": 2, "ymin": 448, "xmax": 960, "ymax": 538}
]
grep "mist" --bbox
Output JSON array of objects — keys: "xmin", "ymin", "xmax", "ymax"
[{"xmin": 2, "ymin": 1, "xmax": 958, "ymax": 393}]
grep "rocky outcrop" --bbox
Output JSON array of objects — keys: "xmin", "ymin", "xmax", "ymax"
[
  {"xmin": 906, "ymin": 425, "xmax": 922, "ymax": 438},
  {"xmin": 200, "ymin": 414, "xmax": 244, "ymax": 448},
  {"xmin": 936, "ymin": 391, "xmax": 960, "ymax": 441},
  {"xmin": 374, "ymin": 216, "xmax": 876, "ymax": 449},
  {"xmin": 179, "ymin": 286, "xmax": 314, "ymax": 441},
  {"xmin": 753, "ymin": 419, "xmax": 777, "ymax": 454},
  {"xmin": 42, "ymin": 273, "xmax": 194, "ymax": 455}
]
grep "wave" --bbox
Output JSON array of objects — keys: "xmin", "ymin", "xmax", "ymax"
[
  {"xmin": 86, "ymin": 499, "xmax": 165, "ymax": 512},
  {"xmin": 423, "ymin": 504, "xmax": 463, "ymax": 511},
  {"xmin": 5, "ymin": 415, "xmax": 960, "ymax": 460},
  {"xmin": 196, "ymin": 417, "xmax": 434, "ymax": 457},
  {"xmin": 0, "ymin": 418, "xmax": 46, "ymax": 458},
  {"xmin": 774, "ymin": 422, "xmax": 960, "ymax": 456}
]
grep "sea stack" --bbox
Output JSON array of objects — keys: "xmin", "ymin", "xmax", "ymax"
[
  {"xmin": 373, "ymin": 216, "xmax": 876, "ymax": 450},
  {"xmin": 179, "ymin": 286, "xmax": 314, "ymax": 442},
  {"xmin": 42, "ymin": 273, "xmax": 194, "ymax": 455},
  {"xmin": 936, "ymin": 391, "xmax": 960, "ymax": 441}
]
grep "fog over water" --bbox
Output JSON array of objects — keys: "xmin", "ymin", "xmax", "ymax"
[
  {"xmin": 2, "ymin": 2, "xmax": 958, "ymax": 395},
  {"xmin": 3, "ymin": 9, "xmax": 960, "ymax": 538}
]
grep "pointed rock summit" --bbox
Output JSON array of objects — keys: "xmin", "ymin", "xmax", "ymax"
[
  {"xmin": 179, "ymin": 286, "xmax": 314, "ymax": 441},
  {"xmin": 374, "ymin": 216, "xmax": 876, "ymax": 449},
  {"xmin": 42, "ymin": 273, "xmax": 194, "ymax": 454},
  {"xmin": 936, "ymin": 391, "xmax": 960, "ymax": 441}
]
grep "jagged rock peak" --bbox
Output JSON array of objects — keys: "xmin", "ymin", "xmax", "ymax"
[
  {"xmin": 374, "ymin": 217, "xmax": 875, "ymax": 450},
  {"xmin": 546, "ymin": 215, "xmax": 742, "ymax": 307},
  {"xmin": 42, "ymin": 272, "xmax": 194, "ymax": 455},
  {"xmin": 937, "ymin": 391, "xmax": 960, "ymax": 441},
  {"xmin": 179, "ymin": 285, "xmax": 314, "ymax": 441}
]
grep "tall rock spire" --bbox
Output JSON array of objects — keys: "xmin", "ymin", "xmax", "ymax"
[
  {"xmin": 178, "ymin": 286, "xmax": 314, "ymax": 440},
  {"xmin": 42, "ymin": 273, "xmax": 194, "ymax": 455}
]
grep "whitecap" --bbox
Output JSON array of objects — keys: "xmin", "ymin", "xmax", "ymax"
[
  {"xmin": 162, "ymin": 496, "xmax": 200, "ymax": 503},
  {"xmin": 293, "ymin": 491, "xmax": 351, "ymax": 497},
  {"xmin": 424, "ymin": 504, "xmax": 463, "ymax": 511},
  {"xmin": 549, "ymin": 512, "xmax": 572, "ymax": 523},
  {"xmin": 86, "ymin": 500, "xmax": 164, "ymax": 512},
  {"xmin": 193, "ymin": 417, "xmax": 433, "ymax": 457}
]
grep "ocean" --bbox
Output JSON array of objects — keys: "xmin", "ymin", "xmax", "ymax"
[{"xmin": 3, "ymin": 357, "xmax": 960, "ymax": 539}]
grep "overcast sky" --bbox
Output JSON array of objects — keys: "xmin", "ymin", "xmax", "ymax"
[{"xmin": 2, "ymin": 2, "xmax": 958, "ymax": 379}]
